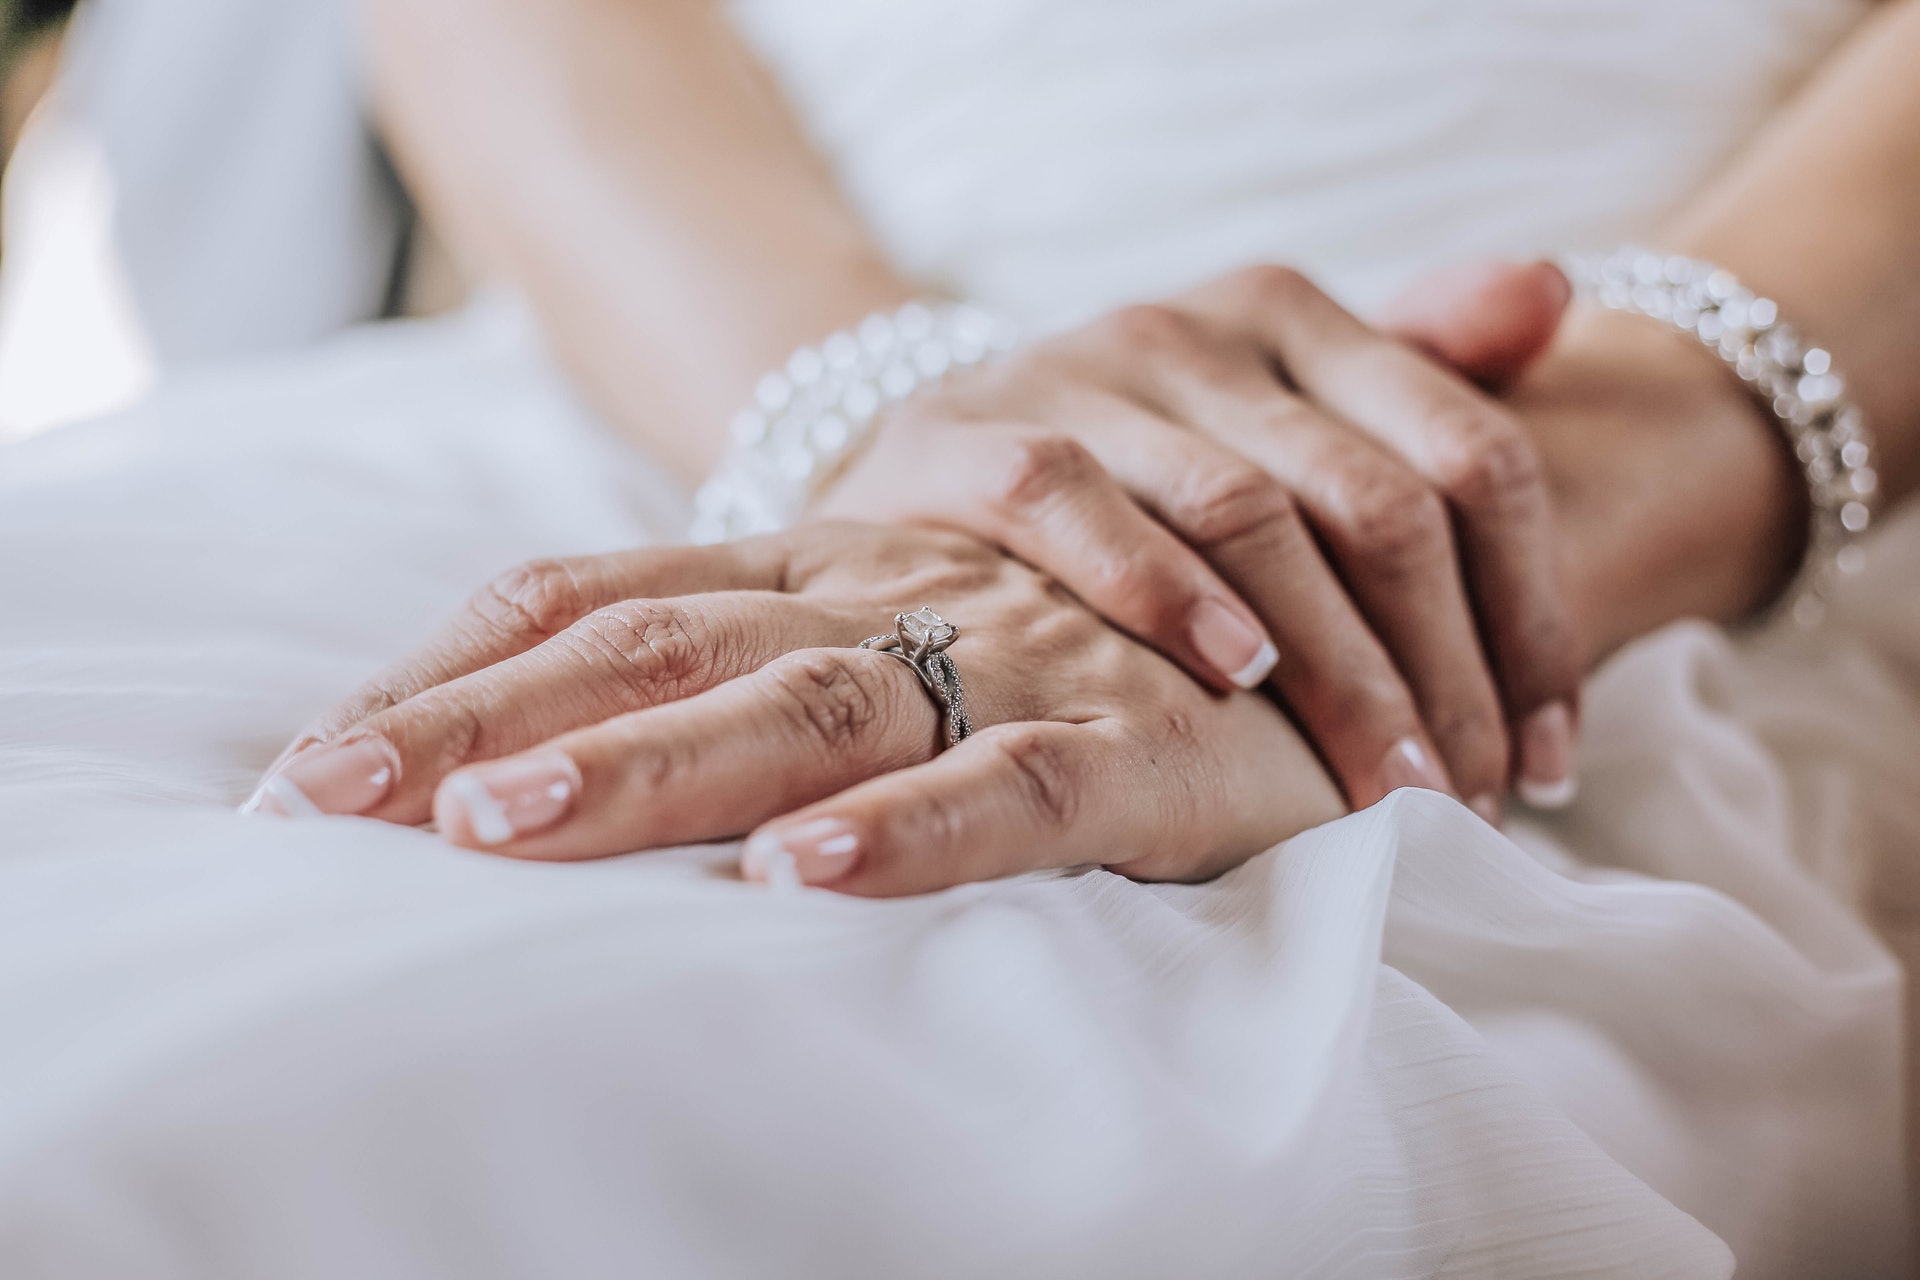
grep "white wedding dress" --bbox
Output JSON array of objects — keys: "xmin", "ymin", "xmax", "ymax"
[{"xmin": 0, "ymin": 1, "xmax": 1912, "ymax": 1276}]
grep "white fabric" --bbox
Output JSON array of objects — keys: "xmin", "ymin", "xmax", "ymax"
[
  {"xmin": 1, "ymin": 310, "xmax": 1906, "ymax": 1278},
  {"xmin": 727, "ymin": 0, "xmax": 1868, "ymax": 323},
  {"xmin": 0, "ymin": 0, "xmax": 1913, "ymax": 1275}
]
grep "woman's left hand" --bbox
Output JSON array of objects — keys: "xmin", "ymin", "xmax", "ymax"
[{"xmin": 245, "ymin": 523, "xmax": 1343, "ymax": 896}]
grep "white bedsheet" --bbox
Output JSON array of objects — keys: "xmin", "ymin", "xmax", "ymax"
[{"xmin": 0, "ymin": 307, "xmax": 1911, "ymax": 1277}]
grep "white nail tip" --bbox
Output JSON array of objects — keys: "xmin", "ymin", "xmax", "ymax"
[
  {"xmin": 1395, "ymin": 737, "xmax": 1434, "ymax": 773},
  {"xmin": 258, "ymin": 773, "xmax": 322, "ymax": 818},
  {"xmin": 445, "ymin": 772, "xmax": 515, "ymax": 845},
  {"xmin": 1517, "ymin": 774, "xmax": 1579, "ymax": 810},
  {"xmin": 742, "ymin": 833, "xmax": 802, "ymax": 894},
  {"xmin": 1230, "ymin": 640, "xmax": 1280, "ymax": 690}
]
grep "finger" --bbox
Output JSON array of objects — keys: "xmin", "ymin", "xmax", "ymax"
[
  {"xmin": 261, "ymin": 540, "xmax": 792, "ymax": 775},
  {"xmin": 745, "ymin": 666, "xmax": 1350, "ymax": 897},
  {"xmin": 433, "ymin": 646, "xmax": 940, "ymax": 860},
  {"xmin": 1090, "ymin": 350, "xmax": 1511, "ymax": 811},
  {"xmin": 821, "ymin": 415, "xmax": 1280, "ymax": 693},
  {"xmin": 249, "ymin": 590, "xmax": 852, "ymax": 823},
  {"xmin": 1190, "ymin": 266, "xmax": 1582, "ymax": 804},
  {"xmin": 1066, "ymin": 414, "xmax": 1460, "ymax": 808},
  {"xmin": 1375, "ymin": 259, "xmax": 1571, "ymax": 389},
  {"xmin": 739, "ymin": 719, "xmax": 1159, "ymax": 895}
]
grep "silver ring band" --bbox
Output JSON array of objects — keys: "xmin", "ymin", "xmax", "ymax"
[{"xmin": 859, "ymin": 606, "xmax": 973, "ymax": 748}]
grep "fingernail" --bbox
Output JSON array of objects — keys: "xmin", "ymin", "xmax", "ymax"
[
  {"xmin": 251, "ymin": 737, "xmax": 397, "ymax": 817},
  {"xmin": 441, "ymin": 755, "xmax": 577, "ymax": 846},
  {"xmin": 1516, "ymin": 700, "xmax": 1578, "ymax": 809},
  {"xmin": 1190, "ymin": 598, "xmax": 1277, "ymax": 689},
  {"xmin": 1380, "ymin": 736, "xmax": 1450, "ymax": 795},
  {"xmin": 242, "ymin": 772, "xmax": 320, "ymax": 817},
  {"xmin": 742, "ymin": 818, "xmax": 861, "ymax": 890},
  {"xmin": 1468, "ymin": 792, "xmax": 1503, "ymax": 826}
]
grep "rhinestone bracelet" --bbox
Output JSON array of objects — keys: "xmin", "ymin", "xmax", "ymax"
[
  {"xmin": 688, "ymin": 300, "xmax": 1020, "ymax": 544},
  {"xmin": 1562, "ymin": 246, "xmax": 1878, "ymax": 628}
]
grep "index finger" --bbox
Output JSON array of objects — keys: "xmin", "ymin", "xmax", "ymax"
[
  {"xmin": 246, "ymin": 589, "xmax": 861, "ymax": 824},
  {"xmin": 262, "ymin": 539, "xmax": 791, "ymax": 774}
]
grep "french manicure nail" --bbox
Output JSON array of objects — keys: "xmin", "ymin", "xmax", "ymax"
[
  {"xmin": 253, "ymin": 737, "xmax": 398, "ymax": 817},
  {"xmin": 1380, "ymin": 736, "xmax": 1451, "ymax": 795},
  {"xmin": 1190, "ymin": 597, "xmax": 1278, "ymax": 689},
  {"xmin": 1517, "ymin": 700, "xmax": 1578, "ymax": 809},
  {"xmin": 743, "ymin": 818, "xmax": 861, "ymax": 889},
  {"xmin": 442, "ymin": 755, "xmax": 577, "ymax": 846},
  {"xmin": 1468, "ymin": 793, "xmax": 1503, "ymax": 826},
  {"xmin": 741, "ymin": 832, "xmax": 802, "ymax": 893},
  {"xmin": 243, "ymin": 772, "xmax": 320, "ymax": 818}
]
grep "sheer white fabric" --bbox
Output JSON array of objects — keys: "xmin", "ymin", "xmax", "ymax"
[{"xmin": 0, "ymin": 0, "xmax": 1911, "ymax": 1276}]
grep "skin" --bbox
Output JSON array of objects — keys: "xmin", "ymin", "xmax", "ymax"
[
  {"xmin": 247, "ymin": 526, "xmax": 1346, "ymax": 895},
  {"xmin": 233, "ymin": 256, "xmax": 1769, "ymax": 894},
  {"xmin": 362, "ymin": 0, "xmax": 1583, "ymax": 806},
  {"xmin": 815, "ymin": 264, "xmax": 1579, "ymax": 813},
  {"xmin": 306, "ymin": 0, "xmax": 1920, "ymax": 891}
]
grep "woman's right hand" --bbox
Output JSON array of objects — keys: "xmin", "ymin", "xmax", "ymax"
[{"xmin": 813, "ymin": 262, "xmax": 1582, "ymax": 817}]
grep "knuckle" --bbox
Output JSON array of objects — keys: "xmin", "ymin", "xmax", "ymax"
[
  {"xmin": 990, "ymin": 433, "xmax": 1102, "ymax": 515},
  {"xmin": 868, "ymin": 783, "xmax": 969, "ymax": 876},
  {"xmin": 567, "ymin": 599, "xmax": 710, "ymax": 697},
  {"xmin": 369, "ymin": 689, "xmax": 484, "ymax": 776},
  {"xmin": 1314, "ymin": 661, "xmax": 1416, "ymax": 742},
  {"xmin": 615, "ymin": 720, "xmax": 692, "ymax": 798},
  {"xmin": 1234, "ymin": 263, "xmax": 1313, "ymax": 308},
  {"xmin": 1429, "ymin": 405, "xmax": 1543, "ymax": 510},
  {"xmin": 1172, "ymin": 464, "xmax": 1300, "ymax": 550},
  {"xmin": 1099, "ymin": 302, "xmax": 1201, "ymax": 354},
  {"xmin": 767, "ymin": 651, "xmax": 897, "ymax": 755},
  {"xmin": 1340, "ymin": 474, "xmax": 1449, "ymax": 571},
  {"xmin": 988, "ymin": 726, "xmax": 1081, "ymax": 829},
  {"xmin": 431, "ymin": 697, "xmax": 489, "ymax": 770},
  {"xmin": 476, "ymin": 558, "xmax": 589, "ymax": 641},
  {"xmin": 1082, "ymin": 551, "xmax": 1164, "ymax": 618},
  {"xmin": 1434, "ymin": 702, "xmax": 1511, "ymax": 785}
]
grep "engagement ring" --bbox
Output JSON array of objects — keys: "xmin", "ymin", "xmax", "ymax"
[{"xmin": 860, "ymin": 606, "xmax": 973, "ymax": 748}]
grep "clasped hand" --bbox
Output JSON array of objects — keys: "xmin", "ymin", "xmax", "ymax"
[
  {"xmin": 245, "ymin": 524, "xmax": 1342, "ymax": 893},
  {"xmin": 247, "ymin": 261, "xmax": 1588, "ymax": 893}
]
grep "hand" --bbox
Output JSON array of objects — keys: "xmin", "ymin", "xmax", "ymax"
[
  {"xmin": 244, "ymin": 523, "xmax": 1343, "ymax": 896},
  {"xmin": 814, "ymin": 262, "xmax": 1582, "ymax": 815}
]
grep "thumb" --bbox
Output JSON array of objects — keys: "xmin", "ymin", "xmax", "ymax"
[{"xmin": 1376, "ymin": 259, "xmax": 1572, "ymax": 390}]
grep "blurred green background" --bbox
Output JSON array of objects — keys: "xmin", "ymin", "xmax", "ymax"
[
  {"xmin": 2, "ymin": 0, "xmax": 71, "ymax": 66},
  {"xmin": 0, "ymin": 0, "xmax": 72, "ymax": 253}
]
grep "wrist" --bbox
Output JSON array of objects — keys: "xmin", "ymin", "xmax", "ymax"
[{"xmin": 1518, "ymin": 305, "xmax": 1806, "ymax": 662}]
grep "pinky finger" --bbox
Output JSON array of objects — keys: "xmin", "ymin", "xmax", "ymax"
[{"xmin": 742, "ymin": 719, "xmax": 1194, "ymax": 897}]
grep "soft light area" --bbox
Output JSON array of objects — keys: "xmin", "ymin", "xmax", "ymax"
[{"xmin": 0, "ymin": 106, "xmax": 155, "ymax": 440}]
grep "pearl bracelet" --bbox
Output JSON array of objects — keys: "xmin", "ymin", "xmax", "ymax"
[
  {"xmin": 1562, "ymin": 246, "xmax": 1878, "ymax": 628},
  {"xmin": 688, "ymin": 300, "xmax": 1020, "ymax": 545}
]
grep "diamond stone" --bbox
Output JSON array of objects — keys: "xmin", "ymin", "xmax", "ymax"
[{"xmin": 898, "ymin": 606, "xmax": 956, "ymax": 650}]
